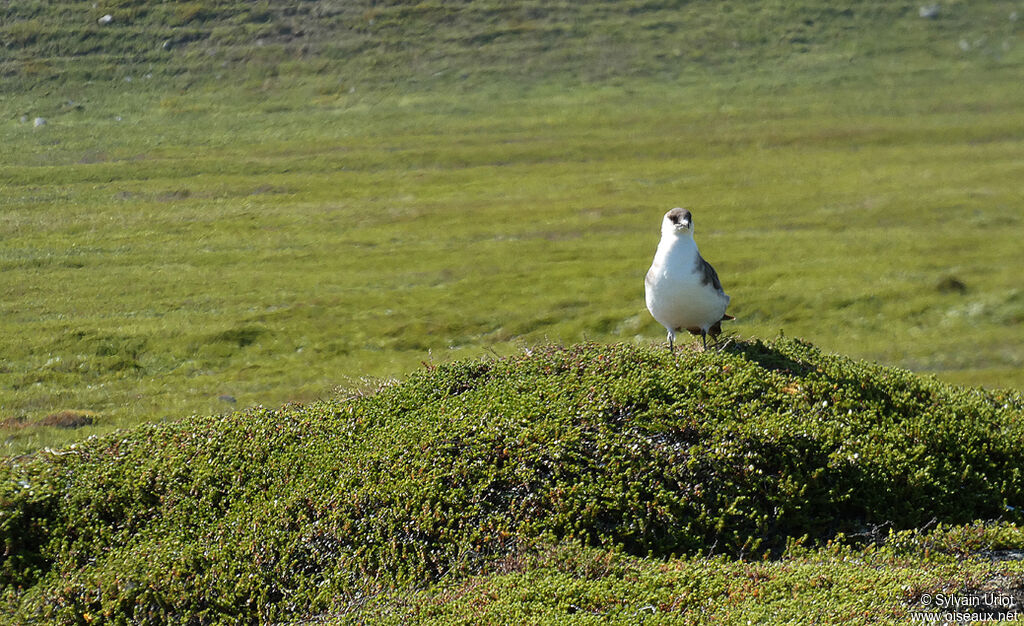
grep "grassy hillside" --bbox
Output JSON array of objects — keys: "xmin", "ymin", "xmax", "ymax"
[
  {"xmin": 3, "ymin": 0, "xmax": 1019, "ymax": 91},
  {"xmin": 3, "ymin": 339, "xmax": 1024, "ymax": 623},
  {"xmin": 2, "ymin": 2, "xmax": 1023, "ymax": 452}
]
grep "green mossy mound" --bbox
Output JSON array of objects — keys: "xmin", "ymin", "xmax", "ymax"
[{"xmin": 3, "ymin": 338, "xmax": 1023, "ymax": 623}]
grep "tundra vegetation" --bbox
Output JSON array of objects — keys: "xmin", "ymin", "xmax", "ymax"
[{"xmin": 1, "ymin": 0, "xmax": 1023, "ymax": 623}]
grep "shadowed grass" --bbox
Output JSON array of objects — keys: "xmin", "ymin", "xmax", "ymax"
[{"xmin": 347, "ymin": 532, "xmax": 1024, "ymax": 624}]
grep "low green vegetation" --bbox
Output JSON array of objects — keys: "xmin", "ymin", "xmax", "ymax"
[
  {"xmin": 2, "ymin": 339, "xmax": 1023, "ymax": 622},
  {"xmin": 351, "ymin": 532, "xmax": 1024, "ymax": 624},
  {"xmin": 3, "ymin": 70, "xmax": 1024, "ymax": 454},
  {"xmin": 2, "ymin": 2, "xmax": 1023, "ymax": 621},
  {"xmin": 3, "ymin": 0, "xmax": 1018, "ymax": 91},
  {"xmin": 2, "ymin": 0, "xmax": 1023, "ymax": 454}
]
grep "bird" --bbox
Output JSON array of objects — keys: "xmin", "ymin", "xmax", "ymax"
[{"xmin": 645, "ymin": 207, "xmax": 733, "ymax": 351}]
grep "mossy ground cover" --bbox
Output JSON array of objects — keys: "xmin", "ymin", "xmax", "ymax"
[
  {"xmin": 3, "ymin": 339, "xmax": 1023, "ymax": 623},
  {"xmin": 350, "ymin": 533, "xmax": 1024, "ymax": 624}
]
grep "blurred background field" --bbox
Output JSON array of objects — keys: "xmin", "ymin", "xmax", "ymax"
[{"xmin": 2, "ymin": 0, "xmax": 1022, "ymax": 454}]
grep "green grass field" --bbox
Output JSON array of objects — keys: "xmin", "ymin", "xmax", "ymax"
[
  {"xmin": 3, "ymin": 0, "xmax": 1023, "ymax": 454},
  {"xmin": 4, "ymin": 69, "xmax": 1023, "ymax": 453}
]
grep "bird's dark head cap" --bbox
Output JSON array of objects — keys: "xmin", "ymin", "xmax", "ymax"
[
  {"xmin": 667, "ymin": 208, "xmax": 691, "ymax": 224},
  {"xmin": 664, "ymin": 207, "xmax": 693, "ymax": 234}
]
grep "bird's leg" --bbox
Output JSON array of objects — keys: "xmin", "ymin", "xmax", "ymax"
[
  {"xmin": 667, "ymin": 329, "xmax": 675, "ymax": 352},
  {"xmin": 701, "ymin": 331, "xmax": 708, "ymax": 351}
]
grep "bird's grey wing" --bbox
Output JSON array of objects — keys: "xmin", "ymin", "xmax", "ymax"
[{"xmin": 696, "ymin": 255, "xmax": 725, "ymax": 293}]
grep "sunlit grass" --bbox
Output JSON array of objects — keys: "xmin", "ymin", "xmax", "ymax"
[{"xmin": 2, "ymin": 61, "xmax": 1023, "ymax": 454}]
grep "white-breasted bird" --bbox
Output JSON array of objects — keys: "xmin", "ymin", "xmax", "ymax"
[{"xmin": 645, "ymin": 207, "xmax": 733, "ymax": 351}]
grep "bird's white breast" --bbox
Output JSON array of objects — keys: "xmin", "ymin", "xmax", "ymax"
[{"xmin": 645, "ymin": 235, "xmax": 729, "ymax": 332}]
